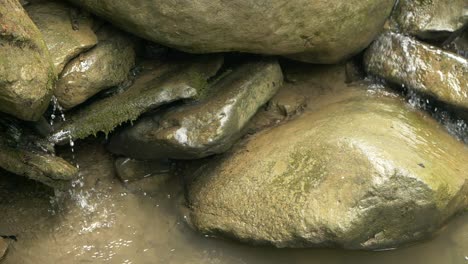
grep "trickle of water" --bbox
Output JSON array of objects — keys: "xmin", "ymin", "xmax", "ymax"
[{"xmin": 407, "ymin": 90, "xmax": 468, "ymax": 143}]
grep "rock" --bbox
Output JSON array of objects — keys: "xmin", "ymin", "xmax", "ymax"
[
  {"xmin": 0, "ymin": 0, "xmax": 55, "ymax": 121},
  {"xmin": 50, "ymin": 55, "xmax": 223, "ymax": 144},
  {"xmin": 67, "ymin": 0, "xmax": 395, "ymax": 63},
  {"xmin": 26, "ymin": 2, "xmax": 98, "ymax": 74},
  {"xmin": 108, "ymin": 59, "xmax": 282, "ymax": 159},
  {"xmin": 391, "ymin": 0, "xmax": 468, "ymax": 39},
  {"xmin": 115, "ymin": 157, "xmax": 171, "ymax": 193},
  {"xmin": 445, "ymin": 28, "xmax": 468, "ymax": 58},
  {"xmin": 364, "ymin": 32, "xmax": 468, "ymax": 111},
  {"xmin": 0, "ymin": 238, "xmax": 7, "ymax": 261},
  {"xmin": 266, "ymin": 84, "xmax": 307, "ymax": 118},
  {"xmin": 0, "ymin": 116, "xmax": 78, "ymax": 189},
  {"xmin": 188, "ymin": 80, "xmax": 468, "ymax": 249},
  {"xmin": 54, "ymin": 26, "xmax": 135, "ymax": 109}
]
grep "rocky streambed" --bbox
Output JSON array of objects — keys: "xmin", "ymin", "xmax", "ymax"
[{"xmin": 0, "ymin": 0, "xmax": 467, "ymax": 263}]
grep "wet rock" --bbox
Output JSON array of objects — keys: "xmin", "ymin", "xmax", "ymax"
[
  {"xmin": 115, "ymin": 157, "xmax": 171, "ymax": 193},
  {"xmin": 391, "ymin": 0, "xmax": 468, "ymax": 39},
  {"xmin": 26, "ymin": 2, "xmax": 98, "ymax": 74},
  {"xmin": 68, "ymin": 0, "xmax": 395, "ymax": 64},
  {"xmin": 445, "ymin": 28, "xmax": 468, "ymax": 58},
  {"xmin": 364, "ymin": 32, "xmax": 468, "ymax": 111},
  {"xmin": 188, "ymin": 80, "xmax": 468, "ymax": 249},
  {"xmin": 50, "ymin": 55, "xmax": 223, "ymax": 144},
  {"xmin": 54, "ymin": 26, "xmax": 135, "ymax": 109},
  {"xmin": 0, "ymin": 238, "xmax": 7, "ymax": 261},
  {"xmin": 108, "ymin": 59, "xmax": 282, "ymax": 159},
  {"xmin": 0, "ymin": 117, "xmax": 78, "ymax": 189},
  {"xmin": 0, "ymin": 0, "xmax": 55, "ymax": 121},
  {"xmin": 266, "ymin": 84, "xmax": 307, "ymax": 118}
]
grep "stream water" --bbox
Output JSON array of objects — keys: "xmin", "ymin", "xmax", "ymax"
[{"xmin": 0, "ymin": 136, "xmax": 467, "ymax": 264}]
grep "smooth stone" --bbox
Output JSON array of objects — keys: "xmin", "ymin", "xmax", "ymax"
[
  {"xmin": 0, "ymin": 117, "xmax": 78, "ymax": 189},
  {"xmin": 0, "ymin": 0, "xmax": 55, "ymax": 121},
  {"xmin": 67, "ymin": 0, "xmax": 395, "ymax": 64},
  {"xmin": 108, "ymin": 59, "xmax": 282, "ymax": 160},
  {"xmin": 364, "ymin": 32, "xmax": 468, "ymax": 111},
  {"xmin": 50, "ymin": 55, "xmax": 223, "ymax": 144},
  {"xmin": 0, "ymin": 238, "xmax": 7, "ymax": 261},
  {"xmin": 26, "ymin": 2, "xmax": 98, "ymax": 74},
  {"xmin": 188, "ymin": 76, "xmax": 468, "ymax": 249},
  {"xmin": 391, "ymin": 0, "xmax": 468, "ymax": 39},
  {"xmin": 55, "ymin": 25, "xmax": 135, "ymax": 109},
  {"xmin": 115, "ymin": 157, "xmax": 171, "ymax": 193}
]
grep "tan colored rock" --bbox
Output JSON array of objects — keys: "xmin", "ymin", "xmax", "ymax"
[
  {"xmin": 0, "ymin": 0, "xmax": 55, "ymax": 121},
  {"xmin": 50, "ymin": 55, "xmax": 223, "ymax": 144},
  {"xmin": 188, "ymin": 66, "xmax": 468, "ymax": 249},
  {"xmin": 108, "ymin": 59, "xmax": 282, "ymax": 159},
  {"xmin": 55, "ymin": 26, "xmax": 135, "ymax": 109},
  {"xmin": 68, "ymin": 0, "xmax": 395, "ymax": 63},
  {"xmin": 26, "ymin": 2, "xmax": 98, "ymax": 74},
  {"xmin": 364, "ymin": 32, "xmax": 468, "ymax": 111}
]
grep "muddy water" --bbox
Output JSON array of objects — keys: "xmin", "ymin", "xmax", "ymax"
[{"xmin": 0, "ymin": 139, "xmax": 466, "ymax": 264}]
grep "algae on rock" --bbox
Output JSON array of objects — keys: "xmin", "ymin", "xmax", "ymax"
[
  {"xmin": 0, "ymin": 0, "xmax": 56, "ymax": 121},
  {"xmin": 50, "ymin": 55, "xmax": 224, "ymax": 144},
  {"xmin": 108, "ymin": 59, "xmax": 283, "ymax": 159}
]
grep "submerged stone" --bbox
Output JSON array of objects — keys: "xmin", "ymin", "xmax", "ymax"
[
  {"xmin": 391, "ymin": 0, "xmax": 468, "ymax": 39},
  {"xmin": 68, "ymin": 0, "xmax": 394, "ymax": 63},
  {"xmin": 0, "ymin": 0, "xmax": 55, "ymax": 121},
  {"xmin": 115, "ymin": 157, "xmax": 171, "ymax": 193},
  {"xmin": 364, "ymin": 32, "xmax": 468, "ymax": 111},
  {"xmin": 0, "ymin": 117, "xmax": 78, "ymax": 189},
  {"xmin": 188, "ymin": 76, "xmax": 468, "ymax": 249},
  {"xmin": 55, "ymin": 25, "xmax": 136, "ymax": 109},
  {"xmin": 50, "ymin": 55, "xmax": 223, "ymax": 144},
  {"xmin": 108, "ymin": 59, "xmax": 282, "ymax": 159},
  {"xmin": 26, "ymin": 2, "xmax": 98, "ymax": 74}
]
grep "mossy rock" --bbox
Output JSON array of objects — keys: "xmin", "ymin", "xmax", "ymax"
[
  {"xmin": 108, "ymin": 59, "xmax": 283, "ymax": 159},
  {"xmin": 0, "ymin": 0, "xmax": 55, "ymax": 121},
  {"xmin": 50, "ymin": 55, "xmax": 223, "ymax": 144}
]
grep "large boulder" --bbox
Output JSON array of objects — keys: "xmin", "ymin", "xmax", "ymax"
[
  {"xmin": 67, "ymin": 0, "xmax": 395, "ymax": 63},
  {"xmin": 391, "ymin": 0, "xmax": 468, "ymax": 39},
  {"xmin": 364, "ymin": 32, "xmax": 468, "ymax": 111},
  {"xmin": 50, "ymin": 55, "xmax": 223, "ymax": 144},
  {"xmin": 188, "ymin": 73, "xmax": 468, "ymax": 249},
  {"xmin": 0, "ymin": 0, "xmax": 55, "ymax": 121},
  {"xmin": 26, "ymin": 2, "xmax": 98, "ymax": 74},
  {"xmin": 108, "ymin": 59, "xmax": 283, "ymax": 159},
  {"xmin": 54, "ymin": 26, "xmax": 135, "ymax": 109}
]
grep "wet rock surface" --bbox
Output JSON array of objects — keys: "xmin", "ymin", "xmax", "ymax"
[
  {"xmin": 26, "ymin": 2, "xmax": 98, "ymax": 74},
  {"xmin": 0, "ymin": 238, "xmax": 7, "ymax": 261},
  {"xmin": 68, "ymin": 0, "xmax": 394, "ymax": 63},
  {"xmin": 108, "ymin": 59, "xmax": 282, "ymax": 160},
  {"xmin": 188, "ymin": 68, "xmax": 468, "ymax": 249},
  {"xmin": 0, "ymin": 0, "xmax": 55, "ymax": 121},
  {"xmin": 0, "ymin": 116, "xmax": 78, "ymax": 189},
  {"xmin": 54, "ymin": 25, "xmax": 135, "ymax": 109},
  {"xmin": 115, "ymin": 157, "xmax": 172, "ymax": 194},
  {"xmin": 391, "ymin": 0, "xmax": 468, "ymax": 39},
  {"xmin": 364, "ymin": 32, "xmax": 468, "ymax": 111},
  {"xmin": 50, "ymin": 55, "xmax": 223, "ymax": 144}
]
